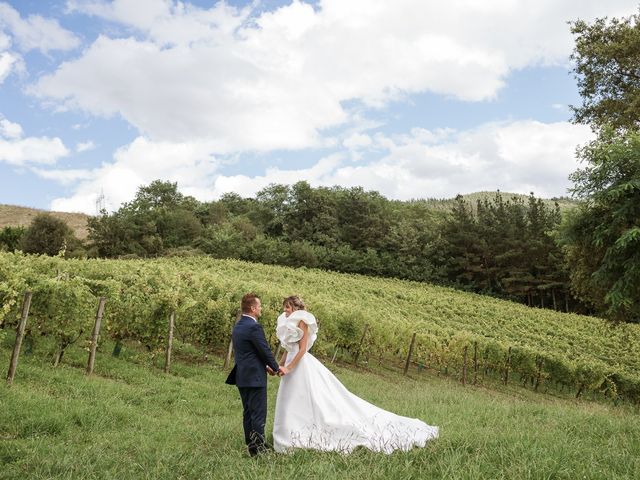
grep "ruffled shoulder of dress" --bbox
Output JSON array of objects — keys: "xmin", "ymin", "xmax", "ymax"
[
  {"xmin": 276, "ymin": 310, "xmax": 319, "ymax": 352},
  {"xmin": 286, "ymin": 310, "xmax": 317, "ymax": 325}
]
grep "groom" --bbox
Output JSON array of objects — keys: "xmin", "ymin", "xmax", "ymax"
[{"xmin": 225, "ymin": 293, "xmax": 287, "ymax": 456}]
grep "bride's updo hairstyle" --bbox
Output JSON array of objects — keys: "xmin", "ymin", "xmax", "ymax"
[{"xmin": 283, "ymin": 295, "xmax": 305, "ymax": 311}]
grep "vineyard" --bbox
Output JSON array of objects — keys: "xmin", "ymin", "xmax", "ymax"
[{"xmin": 1, "ymin": 252, "xmax": 639, "ymax": 402}]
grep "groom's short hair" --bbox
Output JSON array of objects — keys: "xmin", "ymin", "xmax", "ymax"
[{"xmin": 241, "ymin": 293, "xmax": 260, "ymax": 313}]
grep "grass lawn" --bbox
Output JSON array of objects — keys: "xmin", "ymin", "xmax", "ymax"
[{"xmin": 1, "ymin": 337, "xmax": 639, "ymax": 480}]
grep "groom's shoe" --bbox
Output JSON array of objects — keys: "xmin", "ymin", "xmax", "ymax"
[
  {"xmin": 248, "ymin": 431, "xmax": 271, "ymax": 457},
  {"xmin": 248, "ymin": 439, "xmax": 273, "ymax": 457},
  {"xmin": 248, "ymin": 444, "xmax": 272, "ymax": 457}
]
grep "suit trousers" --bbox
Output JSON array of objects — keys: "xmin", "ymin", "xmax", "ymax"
[{"xmin": 238, "ymin": 386, "xmax": 267, "ymax": 453}]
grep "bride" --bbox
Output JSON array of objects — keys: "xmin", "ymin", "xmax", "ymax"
[{"xmin": 272, "ymin": 295, "xmax": 439, "ymax": 454}]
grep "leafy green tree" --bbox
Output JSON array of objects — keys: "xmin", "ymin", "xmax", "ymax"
[
  {"xmin": 21, "ymin": 214, "xmax": 76, "ymax": 256},
  {"xmin": 439, "ymin": 195, "xmax": 482, "ymax": 288},
  {"xmin": 284, "ymin": 182, "xmax": 340, "ymax": 247},
  {"xmin": 565, "ymin": 11, "xmax": 640, "ymax": 321},
  {"xmin": 88, "ymin": 180, "xmax": 201, "ymax": 257},
  {"xmin": 126, "ymin": 180, "xmax": 194, "ymax": 211},
  {"xmin": 570, "ymin": 12, "xmax": 640, "ymax": 131},
  {"xmin": 255, "ymin": 183, "xmax": 291, "ymax": 236},
  {"xmin": 560, "ymin": 128, "xmax": 640, "ymax": 322},
  {"xmin": 336, "ymin": 187, "xmax": 391, "ymax": 250},
  {"xmin": 0, "ymin": 226, "xmax": 25, "ymax": 251},
  {"xmin": 438, "ymin": 193, "xmax": 569, "ymax": 307}
]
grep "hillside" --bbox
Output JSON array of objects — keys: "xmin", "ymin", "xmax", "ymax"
[
  {"xmin": 0, "ymin": 204, "xmax": 90, "ymax": 240},
  {"xmin": 1, "ymin": 336, "xmax": 639, "ymax": 479},
  {"xmin": 1, "ymin": 252, "xmax": 639, "ymax": 402},
  {"xmin": 421, "ymin": 191, "xmax": 579, "ymax": 212}
]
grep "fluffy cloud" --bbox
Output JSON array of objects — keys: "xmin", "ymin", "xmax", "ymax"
[
  {"xmin": 209, "ymin": 120, "xmax": 594, "ymax": 200},
  {"xmin": 32, "ymin": 0, "xmax": 637, "ymax": 152},
  {"xmin": 0, "ymin": 50, "xmax": 17, "ymax": 83},
  {"xmin": 0, "ymin": 2, "xmax": 80, "ymax": 52},
  {"xmin": 0, "ymin": 31, "xmax": 20, "ymax": 83},
  {"xmin": 0, "ymin": 115, "xmax": 69, "ymax": 165},
  {"xmin": 76, "ymin": 140, "xmax": 96, "ymax": 152},
  {"xmin": 0, "ymin": 116, "xmax": 23, "ymax": 139},
  {"xmin": 0, "ymin": 136, "xmax": 69, "ymax": 166},
  {"xmin": 31, "ymin": 167, "xmax": 93, "ymax": 185},
  {"xmin": 50, "ymin": 118, "xmax": 593, "ymax": 213},
  {"xmin": 49, "ymin": 136, "xmax": 222, "ymax": 212},
  {"xmin": 0, "ymin": 2, "xmax": 78, "ymax": 84}
]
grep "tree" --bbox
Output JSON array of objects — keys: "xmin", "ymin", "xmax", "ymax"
[
  {"xmin": 0, "ymin": 226, "xmax": 25, "ymax": 251},
  {"xmin": 560, "ymin": 128, "xmax": 640, "ymax": 322},
  {"xmin": 564, "ymin": 11, "xmax": 640, "ymax": 322},
  {"xmin": 255, "ymin": 183, "xmax": 291, "ymax": 237},
  {"xmin": 88, "ymin": 180, "xmax": 202, "ymax": 257},
  {"xmin": 284, "ymin": 182, "xmax": 340, "ymax": 247},
  {"xmin": 336, "ymin": 187, "xmax": 391, "ymax": 250},
  {"xmin": 570, "ymin": 12, "xmax": 640, "ymax": 131},
  {"xmin": 21, "ymin": 214, "xmax": 76, "ymax": 256},
  {"xmin": 126, "ymin": 180, "xmax": 192, "ymax": 211}
]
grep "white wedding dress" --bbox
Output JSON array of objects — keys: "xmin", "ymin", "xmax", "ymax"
[{"xmin": 272, "ymin": 310, "xmax": 439, "ymax": 454}]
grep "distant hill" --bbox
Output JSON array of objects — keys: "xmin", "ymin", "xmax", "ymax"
[
  {"xmin": 420, "ymin": 191, "xmax": 579, "ymax": 212},
  {"xmin": 0, "ymin": 204, "xmax": 91, "ymax": 240}
]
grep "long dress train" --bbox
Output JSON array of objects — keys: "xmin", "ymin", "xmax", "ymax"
[{"xmin": 272, "ymin": 310, "xmax": 439, "ymax": 454}]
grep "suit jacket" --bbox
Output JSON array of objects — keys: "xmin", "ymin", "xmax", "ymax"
[{"xmin": 225, "ymin": 315, "xmax": 280, "ymax": 387}]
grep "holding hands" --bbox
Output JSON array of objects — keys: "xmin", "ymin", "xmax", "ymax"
[{"xmin": 266, "ymin": 365, "xmax": 289, "ymax": 376}]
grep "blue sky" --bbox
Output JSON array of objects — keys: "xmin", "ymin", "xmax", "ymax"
[{"xmin": 0, "ymin": 0, "xmax": 638, "ymax": 213}]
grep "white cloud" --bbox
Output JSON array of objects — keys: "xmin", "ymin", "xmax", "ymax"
[
  {"xmin": 49, "ymin": 118, "xmax": 593, "ymax": 213},
  {"xmin": 343, "ymin": 133, "xmax": 372, "ymax": 150},
  {"xmin": 211, "ymin": 153, "xmax": 345, "ymax": 199},
  {"xmin": 210, "ymin": 120, "xmax": 595, "ymax": 200},
  {"xmin": 31, "ymin": 167, "xmax": 92, "ymax": 185},
  {"xmin": 0, "ymin": 50, "xmax": 16, "ymax": 83},
  {"xmin": 50, "ymin": 136, "xmax": 222, "ymax": 213},
  {"xmin": 32, "ymin": 0, "xmax": 637, "ymax": 152},
  {"xmin": 0, "ymin": 135, "xmax": 69, "ymax": 166},
  {"xmin": 0, "ymin": 115, "xmax": 69, "ymax": 166},
  {"xmin": 0, "ymin": 31, "xmax": 22, "ymax": 84},
  {"xmin": 0, "ymin": 116, "xmax": 23, "ymax": 139},
  {"xmin": 0, "ymin": 2, "xmax": 80, "ymax": 52},
  {"xmin": 76, "ymin": 140, "xmax": 96, "ymax": 152}
]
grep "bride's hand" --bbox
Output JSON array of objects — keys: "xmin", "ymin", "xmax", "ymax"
[{"xmin": 278, "ymin": 365, "xmax": 289, "ymax": 376}]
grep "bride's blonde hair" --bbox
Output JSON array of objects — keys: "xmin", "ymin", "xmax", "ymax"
[{"xmin": 283, "ymin": 295, "xmax": 306, "ymax": 311}]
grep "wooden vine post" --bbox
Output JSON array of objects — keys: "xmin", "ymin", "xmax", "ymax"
[
  {"xmin": 353, "ymin": 324, "xmax": 369, "ymax": 365},
  {"xmin": 404, "ymin": 333, "xmax": 417, "ymax": 376},
  {"xmin": 331, "ymin": 347, "xmax": 339, "ymax": 364},
  {"xmin": 473, "ymin": 341, "xmax": 478, "ymax": 385},
  {"xmin": 224, "ymin": 336, "xmax": 234, "ymax": 370},
  {"xmin": 86, "ymin": 297, "xmax": 106, "ymax": 376},
  {"xmin": 224, "ymin": 313, "xmax": 241, "ymax": 370},
  {"xmin": 534, "ymin": 357, "xmax": 544, "ymax": 392},
  {"xmin": 7, "ymin": 292, "xmax": 32, "ymax": 386},
  {"xmin": 503, "ymin": 346, "xmax": 512, "ymax": 385},
  {"xmin": 462, "ymin": 345, "xmax": 468, "ymax": 386},
  {"xmin": 164, "ymin": 311, "xmax": 175, "ymax": 374}
]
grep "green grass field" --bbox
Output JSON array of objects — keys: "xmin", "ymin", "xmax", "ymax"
[{"xmin": 1, "ymin": 335, "xmax": 639, "ymax": 480}]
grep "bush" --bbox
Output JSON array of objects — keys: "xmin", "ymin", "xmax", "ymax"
[
  {"xmin": 21, "ymin": 214, "xmax": 77, "ymax": 257},
  {"xmin": 0, "ymin": 226, "xmax": 26, "ymax": 251}
]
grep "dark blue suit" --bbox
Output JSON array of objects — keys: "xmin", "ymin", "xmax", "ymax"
[{"xmin": 225, "ymin": 315, "xmax": 280, "ymax": 454}]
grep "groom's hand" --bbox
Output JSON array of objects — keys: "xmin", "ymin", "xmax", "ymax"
[{"xmin": 266, "ymin": 365, "xmax": 276, "ymax": 376}]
